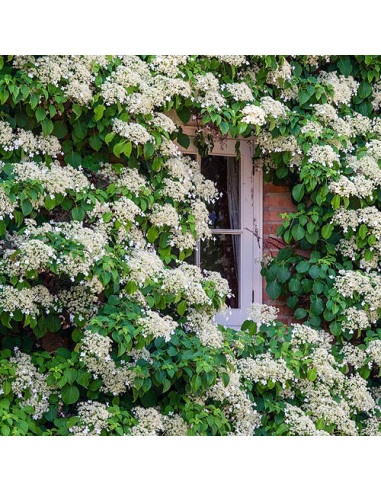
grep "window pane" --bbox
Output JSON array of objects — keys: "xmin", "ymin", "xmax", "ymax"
[
  {"xmin": 200, "ymin": 235, "xmax": 240, "ymax": 308},
  {"xmin": 201, "ymin": 155, "xmax": 240, "ymax": 229}
]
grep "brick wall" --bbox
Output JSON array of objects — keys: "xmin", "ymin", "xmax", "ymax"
[{"xmin": 262, "ymin": 182, "xmax": 297, "ymax": 325}]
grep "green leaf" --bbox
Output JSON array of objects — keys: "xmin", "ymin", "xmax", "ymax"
[
  {"xmin": 266, "ymin": 281, "xmax": 282, "ymax": 299},
  {"xmin": 221, "ymin": 372, "xmax": 230, "ymax": 387},
  {"xmin": 147, "ymin": 227, "xmax": 159, "ymax": 243},
  {"xmin": 220, "ymin": 121, "xmax": 229, "ymax": 135},
  {"xmin": 177, "ymin": 300, "xmax": 187, "ymax": 316},
  {"xmin": 292, "ymin": 224, "xmax": 305, "ymax": 241},
  {"xmin": 144, "ymin": 142, "xmax": 155, "ymax": 159},
  {"xmin": 53, "ymin": 121, "xmax": 68, "ymax": 139},
  {"xmin": 94, "ymin": 104, "xmax": 105, "ymax": 121},
  {"xmin": 307, "ymin": 367, "xmax": 318, "ymax": 382},
  {"xmin": 41, "ymin": 118, "xmax": 54, "ymax": 136},
  {"xmin": 105, "ymin": 132, "xmax": 115, "ymax": 144},
  {"xmin": 89, "ymin": 134, "xmax": 102, "ymax": 151},
  {"xmin": 35, "ymin": 107, "xmax": 46, "ymax": 122},
  {"xmin": 322, "ymin": 223, "xmax": 334, "ymax": 239},
  {"xmin": 310, "ymin": 297, "xmax": 324, "ymax": 316},
  {"xmin": 65, "ymin": 369, "xmax": 77, "ymax": 385},
  {"xmin": 176, "ymin": 132, "xmax": 190, "ymax": 149},
  {"xmin": 21, "ymin": 199, "xmax": 33, "ymax": 216},
  {"xmin": 72, "ymin": 207, "xmax": 85, "ymax": 221},
  {"xmin": 294, "ymin": 308, "xmax": 307, "ymax": 320},
  {"xmin": 292, "ymin": 184, "xmax": 304, "ymax": 202},
  {"xmin": 358, "ymin": 81, "xmax": 372, "ymax": 99},
  {"xmin": 61, "ymin": 385, "xmax": 80, "ymax": 405},
  {"xmin": 337, "ymin": 57, "xmax": 353, "ymax": 77}
]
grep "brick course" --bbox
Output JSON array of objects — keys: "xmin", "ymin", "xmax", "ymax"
[{"xmin": 262, "ymin": 181, "xmax": 297, "ymax": 325}]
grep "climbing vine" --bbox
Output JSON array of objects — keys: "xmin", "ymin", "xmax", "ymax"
[{"xmin": 0, "ymin": 55, "xmax": 379, "ymax": 436}]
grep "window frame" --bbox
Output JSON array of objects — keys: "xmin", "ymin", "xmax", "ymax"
[{"xmin": 178, "ymin": 126, "xmax": 263, "ymax": 328}]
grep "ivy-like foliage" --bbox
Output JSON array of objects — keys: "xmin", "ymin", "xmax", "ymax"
[{"xmin": 0, "ymin": 55, "xmax": 380, "ymax": 436}]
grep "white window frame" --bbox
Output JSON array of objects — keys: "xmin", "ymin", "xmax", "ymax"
[{"xmin": 178, "ymin": 127, "xmax": 263, "ymax": 328}]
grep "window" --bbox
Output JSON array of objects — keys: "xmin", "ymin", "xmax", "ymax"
[{"xmin": 179, "ymin": 127, "xmax": 263, "ymax": 328}]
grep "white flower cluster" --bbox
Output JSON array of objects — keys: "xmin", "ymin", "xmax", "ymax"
[
  {"xmin": 266, "ymin": 59, "xmax": 292, "ymax": 88},
  {"xmin": 206, "ymin": 372, "xmax": 262, "ymax": 435},
  {"xmin": 300, "ymin": 120, "xmax": 324, "ymax": 138},
  {"xmin": 223, "ymin": 82, "xmax": 254, "ymax": 102},
  {"xmin": 125, "ymin": 248, "xmax": 163, "ymax": 286},
  {"xmin": 149, "ymin": 112, "xmax": 177, "ymax": 133},
  {"xmin": 150, "ymin": 203, "xmax": 179, "ymax": 229},
  {"xmin": 193, "ymin": 73, "xmax": 225, "ymax": 110},
  {"xmin": 260, "ymin": 96, "xmax": 288, "ymax": 120},
  {"xmin": 12, "ymin": 161, "xmax": 89, "ymax": 198},
  {"xmin": 284, "ymin": 404, "xmax": 329, "ymax": 436},
  {"xmin": 186, "ymin": 310, "xmax": 224, "ymax": 349},
  {"xmin": 241, "ymin": 104, "xmax": 266, "ymax": 126},
  {"xmin": 366, "ymin": 339, "xmax": 381, "ymax": 367},
  {"xmin": 69, "ymin": 401, "xmax": 110, "ymax": 436},
  {"xmin": 246, "ymin": 302, "xmax": 278, "ymax": 325},
  {"xmin": 238, "ymin": 353, "xmax": 294, "ymax": 389},
  {"xmin": 9, "ymin": 349, "xmax": 52, "ymax": 419},
  {"xmin": 257, "ymin": 132, "xmax": 299, "ymax": 155},
  {"xmin": 14, "ymin": 55, "xmax": 109, "ymax": 105},
  {"xmin": 0, "ymin": 121, "xmax": 62, "ymax": 157},
  {"xmin": 290, "ymin": 323, "xmax": 333, "ymax": 350},
  {"xmin": 0, "ymin": 186, "xmax": 16, "ymax": 219},
  {"xmin": 341, "ymin": 307, "xmax": 370, "ymax": 334},
  {"xmin": 0, "ymin": 284, "xmax": 54, "ymax": 317},
  {"xmin": 307, "ymin": 144, "xmax": 339, "ymax": 168},
  {"xmin": 317, "ymin": 71, "xmax": 359, "ymax": 106},
  {"xmin": 137, "ymin": 310, "xmax": 177, "ymax": 342},
  {"xmin": 130, "ymin": 407, "xmax": 164, "ymax": 436},
  {"xmin": 8, "ymin": 220, "xmax": 108, "ymax": 278},
  {"xmin": 80, "ymin": 331, "xmax": 134, "ymax": 395},
  {"xmin": 112, "ymin": 119, "xmax": 153, "ymax": 145}
]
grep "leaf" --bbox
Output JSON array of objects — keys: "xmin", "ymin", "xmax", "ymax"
[
  {"xmin": 266, "ymin": 281, "xmax": 282, "ymax": 300},
  {"xmin": 144, "ymin": 141, "xmax": 155, "ymax": 159},
  {"xmin": 298, "ymin": 88, "xmax": 312, "ymax": 105},
  {"xmin": 310, "ymin": 297, "xmax": 325, "ymax": 316},
  {"xmin": 358, "ymin": 81, "xmax": 372, "ymax": 99},
  {"xmin": 21, "ymin": 199, "xmax": 33, "ymax": 216},
  {"xmin": 94, "ymin": 104, "xmax": 105, "ymax": 121},
  {"xmin": 294, "ymin": 308, "xmax": 307, "ymax": 320},
  {"xmin": 277, "ymin": 265, "xmax": 291, "ymax": 283},
  {"xmin": 105, "ymin": 132, "xmax": 115, "ymax": 144},
  {"xmin": 89, "ymin": 134, "xmax": 102, "ymax": 151},
  {"xmin": 177, "ymin": 107, "xmax": 191, "ymax": 124},
  {"xmin": 72, "ymin": 207, "xmax": 85, "ymax": 221},
  {"xmin": 220, "ymin": 121, "xmax": 229, "ymax": 135},
  {"xmin": 61, "ymin": 385, "xmax": 80, "ymax": 405},
  {"xmin": 221, "ymin": 372, "xmax": 230, "ymax": 387},
  {"xmin": 53, "ymin": 121, "xmax": 68, "ymax": 139},
  {"xmin": 147, "ymin": 227, "xmax": 159, "ymax": 243},
  {"xmin": 177, "ymin": 300, "xmax": 187, "ymax": 316},
  {"xmin": 35, "ymin": 106, "xmax": 46, "ymax": 122},
  {"xmin": 337, "ymin": 57, "xmax": 353, "ymax": 77},
  {"xmin": 292, "ymin": 184, "xmax": 304, "ymax": 202},
  {"xmin": 322, "ymin": 223, "xmax": 334, "ymax": 239},
  {"xmin": 291, "ymin": 224, "xmax": 305, "ymax": 241},
  {"xmin": 65, "ymin": 369, "xmax": 77, "ymax": 385},
  {"xmin": 177, "ymin": 132, "xmax": 190, "ymax": 149},
  {"xmin": 41, "ymin": 118, "xmax": 54, "ymax": 136},
  {"xmin": 307, "ymin": 367, "xmax": 318, "ymax": 382}
]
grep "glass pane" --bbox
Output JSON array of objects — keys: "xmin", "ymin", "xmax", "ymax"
[
  {"xmin": 201, "ymin": 155, "xmax": 240, "ymax": 229},
  {"xmin": 200, "ymin": 235, "xmax": 240, "ymax": 308}
]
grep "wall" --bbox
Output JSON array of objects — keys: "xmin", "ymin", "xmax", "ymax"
[{"xmin": 262, "ymin": 182, "xmax": 297, "ymax": 325}]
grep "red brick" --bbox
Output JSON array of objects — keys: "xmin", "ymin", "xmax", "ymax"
[
  {"xmin": 264, "ymin": 182, "xmax": 291, "ymax": 193},
  {"xmin": 263, "ymin": 194, "xmax": 296, "ymax": 210}
]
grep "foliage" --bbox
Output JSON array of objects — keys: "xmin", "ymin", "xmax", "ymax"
[{"xmin": 0, "ymin": 55, "xmax": 380, "ymax": 435}]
